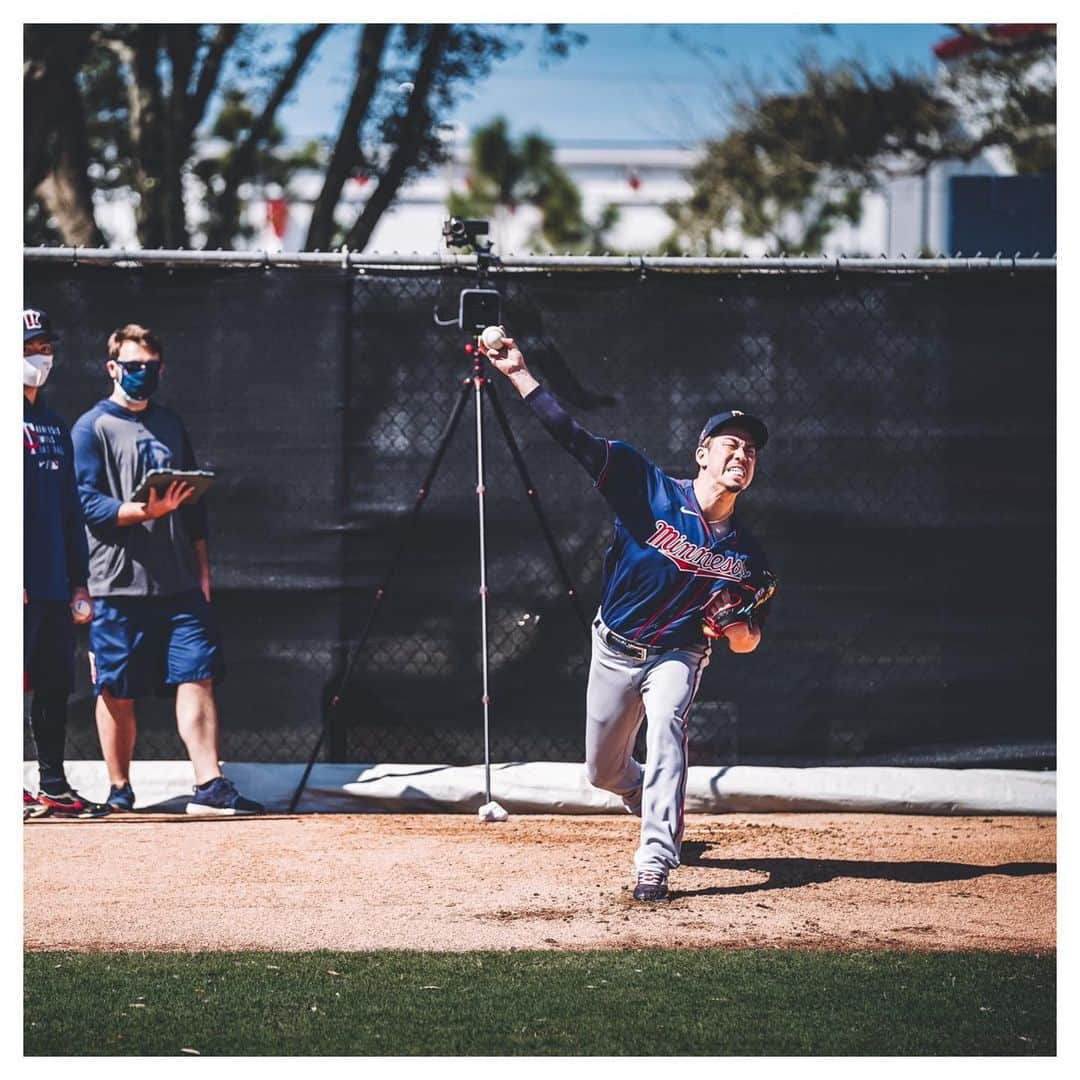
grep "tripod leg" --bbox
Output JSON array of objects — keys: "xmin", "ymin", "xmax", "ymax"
[
  {"xmin": 287, "ymin": 697, "xmax": 327, "ymax": 813},
  {"xmin": 473, "ymin": 373, "xmax": 493, "ymax": 806},
  {"xmin": 288, "ymin": 376, "xmax": 474, "ymax": 813},
  {"xmin": 484, "ymin": 378, "xmax": 590, "ymax": 634}
]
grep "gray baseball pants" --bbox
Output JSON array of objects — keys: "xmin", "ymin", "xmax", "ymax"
[{"xmin": 585, "ymin": 617, "xmax": 711, "ymax": 874}]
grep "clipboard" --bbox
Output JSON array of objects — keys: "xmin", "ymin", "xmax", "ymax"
[{"xmin": 130, "ymin": 469, "xmax": 216, "ymax": 505}]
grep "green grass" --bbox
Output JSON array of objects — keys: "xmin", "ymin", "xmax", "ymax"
[{"xmin": 25, "ymin": 949, "xmax": 1054, "ymax": 1056}]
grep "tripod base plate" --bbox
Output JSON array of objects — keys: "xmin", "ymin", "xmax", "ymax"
[{"xmin": 477, "ymin": 800, "xmax": 509, "ymax": 823}]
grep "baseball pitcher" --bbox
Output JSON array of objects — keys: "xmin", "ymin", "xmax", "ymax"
[{"xmin": 481, "ymin": 330, "xmax": 776, "ymax": 902}]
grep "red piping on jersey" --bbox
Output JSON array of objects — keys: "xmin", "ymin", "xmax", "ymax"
[
  {"xmin": 632, "ymin": 483, "xmax": 735, "ymax": 643},
  {"xmin": 630, "ymin": 578, "xmax": 685, "ymax": 641},
  {"xmin": 631, "ymin": 490, "xmax": 711, "ymax": 642},
  {"xmin": 682, "ymin": 479, "xmax": 712, "ymax": 534},
  {"xmin": 635, "ymin": 494, "xmax": 721, "ymax": 643},
  {"xmin": 646, "ymin": 577, "xmax": 712, "ymax": 645},
  {"xmin": 594, "ymin": 439, "xmax": 612, "ymax": 491},
  {"xmin": 643, "ymin": 482, "xmax": 737, "ymax": 644}
]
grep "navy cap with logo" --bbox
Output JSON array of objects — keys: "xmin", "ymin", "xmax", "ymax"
[
  {"xmin": 23, "ymin": 307, "xmax": 59, "ymax": 344},
  {"xmin": 698, "ymin": 409, "xmax": 769, "ymax": 450}
]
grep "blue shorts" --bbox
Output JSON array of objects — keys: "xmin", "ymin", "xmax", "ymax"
[
  {"xmin": 89, "ymin": 589, "xmax": 225, "ymax": 699},
  {"xmin": 24, "ymin": 600, "xmax": 76, "ymax": 695}
]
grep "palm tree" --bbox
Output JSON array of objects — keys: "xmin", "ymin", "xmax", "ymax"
[{"xmin": 448, "ymin": 117, "xmax": 619, "ymax": 254}]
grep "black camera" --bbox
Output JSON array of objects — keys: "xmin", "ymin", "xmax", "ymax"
[
  {"xmin": 442, "ymin": 217, "xmax": 492, "ymax": 252},
  {"xmin": 435, "ymin": 218, "xmax": 502, "ymax": 332}
]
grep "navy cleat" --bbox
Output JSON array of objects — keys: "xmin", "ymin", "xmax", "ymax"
[
  {"xmin": 633, "ymin": 869, "xmax": 670, "ymax": 903},
  {"xmin": 107, "ymin": 782, "xmax": 136, "ymax": 811},
  {"xmin": 36, "ymin": 788, "xmax": 111, "ymax": 819},
  {"xmin": 186, "ymin": 776, "xmax": 265, "ymax": 816}
]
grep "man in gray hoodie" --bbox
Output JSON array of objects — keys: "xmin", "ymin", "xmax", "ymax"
[{"xmin": 72, "ymin": 323, "xmax": 262, "ymax": 815}]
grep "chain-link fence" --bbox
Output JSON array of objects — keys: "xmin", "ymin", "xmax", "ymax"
[{"xmin": 24, "ymin": 252, "xmax": 1055, "ymax": 767}]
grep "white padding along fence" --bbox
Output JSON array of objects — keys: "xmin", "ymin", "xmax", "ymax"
[{"xmin": 25, "ymin": 761, "xmax": 1056, "ymax": 816}]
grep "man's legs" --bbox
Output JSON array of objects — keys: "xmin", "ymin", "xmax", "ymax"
[
  {"xmin": 30, "ymin": 690, "xmax": 71, "ymax": 794},
  {"xmin": 26, "ymin": 686, "xmax": 111, "ymax": 818},
  {"xmin": 25, "ymin": 601, "xmax": 77, "ymax": 796},
  {"xmin": 96, "ymin": 690, "xmax": 138, "ymax": 787},
  {"xmin": 166, "ymin": 592, "xmax": 261, "ymax": 814},
  {"xmin": 90, "ymin": 595, "xmax": 152, "ymax": 796},
  {"xmin": 634, "ymin": 645, "xmax": 710, "ymax": 875},
  {"xmin": 175, "ymin": 679, "xmax": 222, "ymax": 785},
  {"xmin": 584, "ymin": 626, "xmax": 647, "ymax": 811},
  {"xmin": 22, "ymin": 601, "xmax": 109, "ymax": 818},
  {"xmin": 176, "ymin": 680, "xmax": 263, "ymax": 815}
]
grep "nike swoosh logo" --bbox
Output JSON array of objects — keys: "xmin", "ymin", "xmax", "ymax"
[{"xmin": 680, "ymin": 507, "xmax": 698, "ymax": 516}]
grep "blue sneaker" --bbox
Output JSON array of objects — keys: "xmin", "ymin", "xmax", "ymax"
[
  {"xmin": 107, "ymin": 782, "xmax": 136, "ymax": 811},
  {"xmin": 186, "ymin": 776, "xmax": 264, "ymax": 816}
]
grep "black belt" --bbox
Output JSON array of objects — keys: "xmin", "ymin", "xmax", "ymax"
[{"xmin": 593, "ymin": 618, "xmax": 669, "ymax": 661}]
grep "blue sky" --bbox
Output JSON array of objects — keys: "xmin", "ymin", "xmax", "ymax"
[{"xmin": 260, "ymin": 23, "xmax": 948, "ymax": 146}]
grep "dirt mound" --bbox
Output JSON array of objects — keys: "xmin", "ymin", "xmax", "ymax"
[{"xmin": 24, "ymin": 813, "xmax": 1055, "ymax": 953}]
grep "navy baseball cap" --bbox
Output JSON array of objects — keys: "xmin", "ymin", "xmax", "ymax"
[
  {"xmin": 698, "ymin": 409, "xmax": 769, "ymax": 449},
  {"xmin": 23, "ymin": 307, "xmax": 59, "ymax": 343}
]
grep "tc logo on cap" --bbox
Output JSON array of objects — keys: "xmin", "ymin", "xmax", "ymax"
[
  {"xmin": 23, "ymin": 307, "xmax": 58, "ymax": 343},
  {"xmin": 698, "ymin": 408, "xmax": 769, "ymax": 449}
]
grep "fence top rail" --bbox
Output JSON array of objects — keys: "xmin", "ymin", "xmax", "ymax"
[{"xmin": 24, "ymin": 247, "xmax": 1056, "ymax": 273}]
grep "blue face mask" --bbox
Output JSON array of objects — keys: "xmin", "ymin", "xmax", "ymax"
[{"xmin": 114, "ymin": 361, "xmax": 160, "ymax": 401}]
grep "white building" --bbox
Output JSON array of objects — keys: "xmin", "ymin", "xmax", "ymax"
[{"xmin": 93, "ymin": 136, "xmax": 1010, "ymax": 258}]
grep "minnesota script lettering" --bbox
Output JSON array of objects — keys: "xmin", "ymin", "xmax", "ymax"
[{"xmin": 645, "ymin": 521, "xmax": 750, "ymax": 581}]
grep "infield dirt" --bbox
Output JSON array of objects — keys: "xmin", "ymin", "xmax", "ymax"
[{"xmin": 24, "ymin": 813, "xmax": 1055, "ymax": 953}]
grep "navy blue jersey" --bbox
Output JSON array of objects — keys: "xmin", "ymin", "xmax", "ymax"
[
  {"xmin": 525, "ymin": 387, "xmax": 774, "ymax": 648},
  {"xmin": 595, "ymin": 440, "xmax": 772, "ymax": 645},
  {"xmin": 24, "ymin": 396, "xmax": 89, "ymax": 602}
]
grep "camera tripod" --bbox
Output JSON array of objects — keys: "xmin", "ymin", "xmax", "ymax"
[{"xmin": 287, "ymin": 340, "xmax": 590, "ymax": 812}]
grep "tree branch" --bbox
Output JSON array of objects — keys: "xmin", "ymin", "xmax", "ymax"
[
  {"xmin": 344, "ymin": 24, "xmax": 451, "ymax": 251},
  {"xmin": 95, "ymin": 29, "xmax": 138, "ymax": 121},
  {"xmin": 185, "ymin": 24, "xmax": 241, "ymax": 142},
  {"xmin": 305, "ymin": 23, "xmax": 391, "ymax": 251},
  {"xmin": 203, "ymin": 24, "xmax": 329, "ymax": 248},
  {"xmin": 24, "ymin": 26, "xmax": 105, "ymax": 245},
  {"xmin": 241, "ymin": 24, "xmax": 328, "ymax": 158},
  {"xmin": 164, "ymin": 27, "xmax": 200, "ymax": 246},
  {"xmin": 24, "ymin": 27, "xmax": 93, "ymax": 194},
  {"xmin": 118, "ymin": 26, "xmax": 168, "ymax": 247}
]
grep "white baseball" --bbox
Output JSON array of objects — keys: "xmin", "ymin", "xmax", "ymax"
[
  {"xmin": 480, "ymin": 325, "xmax": 505, "ymax": 352},
  {"xmin": 73, "ymin": 599, "xmax": 92, "ymax": 619}
]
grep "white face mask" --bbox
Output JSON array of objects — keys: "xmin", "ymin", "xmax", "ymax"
[{"xmin": 23, "ymin": 354, "xmax": 53, "ymax": 388}]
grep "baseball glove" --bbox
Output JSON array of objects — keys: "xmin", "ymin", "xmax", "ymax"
[{"xmin": 701, "ymin": 571, "xmax": 777, "ymax": 639}]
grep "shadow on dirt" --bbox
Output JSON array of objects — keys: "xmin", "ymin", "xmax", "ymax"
[{"xmin": 676, "ymin": 843, "xmax": 1056, "ymax": 898}]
